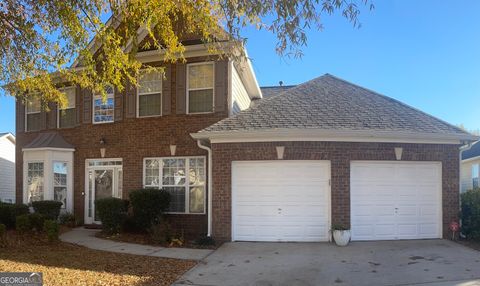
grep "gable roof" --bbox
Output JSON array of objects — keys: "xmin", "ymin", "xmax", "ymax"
[
  {"xmin": 260, "ymin": 85, "xmax": 296, "ymax": 98},
  {"xmin": 193, "ymin": 74, "xmax": 477, "ymax": 143},
  {"xmin": 462, "ymin": 141, "xmax": 480, "ymax": 160},
  {"xmin": 0, "ymin": 133, "xmax": 15, "ymax": 144},
  {"xmin": 23, "ymin": 133, "xmax": 74, "ymax": 150}
]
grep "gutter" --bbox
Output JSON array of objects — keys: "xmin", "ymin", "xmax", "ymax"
[{"xmin": 197, "ymin": 139, "xmax": 213, "ymax": 237}]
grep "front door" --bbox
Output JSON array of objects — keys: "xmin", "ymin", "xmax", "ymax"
[{"xmin": 85, "ymin": 159, "xmax": 123, "ymax": 224}]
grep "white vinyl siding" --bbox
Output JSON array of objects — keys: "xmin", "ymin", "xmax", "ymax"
[
  {"xmin": 137, "ymin": 70, "xmax": 162, "ymax": 117},
  {"xmin": 460, "ymin": 158, "xmax": 480, "ymax": 193},
  {"xmin": 58, "ymin": 87, "xmax": 76, "ymax": 128},
  {"xmin": 187, "ymin": 62, "xmax": 214, "ymax": 114},
  {"xmin": 231, "ymin": 66, "xmax": 251, "ymax": 114},
  {"xmin": 0, "ymin": 136, "xmax": 15, "ymax": 203}
]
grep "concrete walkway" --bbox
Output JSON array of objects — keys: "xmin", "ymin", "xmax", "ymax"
[{"xmin": 60, "ymin": 227, "xmax": 213, "ymax": 260}]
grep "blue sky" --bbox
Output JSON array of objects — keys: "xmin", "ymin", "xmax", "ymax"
[{"xmin": 1, "ymin": 0, "xmax": 479, "ymax": 134}]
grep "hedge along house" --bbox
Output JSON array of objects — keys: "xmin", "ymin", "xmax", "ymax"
[{"xmin": 192, "ymin": 74, "xmax": 478, "ymax": 242}]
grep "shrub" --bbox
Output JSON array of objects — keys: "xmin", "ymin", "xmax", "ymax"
[
  {"xmin": 195, "ymin": 235, "xmax": 216, "ymax": 247},
  {"xmin": 95, "ymin": 198, "xmax": 128, "ymax": 234},
  {"xmin": 32, "ymin": 201, "xmax": 63, "ymax": 220},
  {"xmin": 28, "ymin": 213, "xmax": 45, "ymax": 232},
  {"xmin": 58, "ymin": 212, "xmax": 76, "ymax": 227},
  {"xmin": 461, "ymin": 189, "xmax": 480, "ymax": 240},
  {"xmin": 0, "ymin": 203, "xmax": 29, "ymax": 229},
  {"xmin": 43, "ymin": 220, "xmax": 59, "ymax": 242},
  {"xmin": 16, "ymin": 214, "xmax": 31, "ymax": 234},
  {"xmin": 149, "ymin": 218, "xmax": 172, "ymax": 244},
  {"xmin": 129, "ymin": 189, "xmax": 170, "ymax": 231},
  {"xmin": 0, "ymin": 223, "xmax": 6, "ymax": 247},
  {"xmin": 331, "ymin": 223, "xmax": 349, "ymax": 231}
]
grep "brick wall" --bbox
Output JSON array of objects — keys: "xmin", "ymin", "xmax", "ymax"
[
  {"xmin": 16, "ymin": 62, "xmax": 228, "ymax": 238},
  {"xmin": 211, "ymin": 141, "xmax": 460, "ymax": 241}
]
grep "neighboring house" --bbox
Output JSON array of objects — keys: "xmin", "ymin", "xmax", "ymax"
[
  {"xmin": 461, "ymin": 141, "xmax": 480, "ymax": 192},
  {"xmin": 0, "ymin": 133, "xmax": 15, "ymax": 203},
  {"xmin": 15, "ymin": 30, "xmax": 478, "ymax": 242}
]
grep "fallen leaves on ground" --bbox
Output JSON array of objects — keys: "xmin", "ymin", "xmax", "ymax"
[{"xmin": 0, "ymin": 231, "xmax": 196, "ymax": 286}]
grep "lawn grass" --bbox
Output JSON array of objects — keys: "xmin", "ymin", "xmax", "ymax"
[{"xmin": 0, "ymin": 231, "xmax": 196, "ymax": 286}]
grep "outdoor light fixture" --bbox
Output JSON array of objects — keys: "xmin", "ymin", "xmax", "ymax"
[
  {"xmin": 170, "ymin": 144, "xmax": 177, "ymax": 156},
  {"xmin": 276, "ymin": 146, "xmax": 285, "ymax": 160},
  {"xmin": 394, "ymin": 147, "xmax": 403, "ymax": 160},
  {"xmin": 100, "ymin": 137, "xmax": 106, "ymax": 158}
]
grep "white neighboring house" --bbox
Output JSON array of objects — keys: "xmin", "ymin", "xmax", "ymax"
[
  {"xmin": 461, "ymin": 141, "xmax": 480, "ymax": 193},
  {"xmin": 0, "ymin": 133, "xmax": 15, "ymax": 203}
]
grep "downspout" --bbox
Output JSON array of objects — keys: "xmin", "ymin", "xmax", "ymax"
[{"xmin": 197, "ymin": 139, "xmax": 213, "ymax": 237}]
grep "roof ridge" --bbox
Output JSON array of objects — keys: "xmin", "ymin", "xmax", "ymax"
[
  {"xmin": 324, "ymin": 73, "xmax": 469, "ymax": 135},
  {"xmin": 260, "ymin": 85, "xmax": 297, "ymax": 89}
]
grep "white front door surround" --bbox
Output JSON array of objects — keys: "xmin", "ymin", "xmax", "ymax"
[
  {"xmin": 350, "ymin": 161, "xmax": 442, "ymax": 241},
  {"xmin": 232, "ymin": 160, "xmax": 331, "ymax": 242}
]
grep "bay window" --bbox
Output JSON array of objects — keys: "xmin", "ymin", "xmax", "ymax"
[
  {"xmin": 27, "ymin": 162, "xmax": 44, "ymax": 202},
  {"xmin": 93, "ymin": 86, "xmax": 114, "ymax": 123},
  {"xmin": 138, "ymin": 70, "xmax": 162, "ymax": 117},
  {"xmin": 144, "ymin": 157, "xmax": 206, "ymax": 214},
  {"xmin": 187, "ymin": 62, "xmax": 214, "ymax": 114},
  {"xmin": 53, "ymin": 162, "xmax": 68, "ymax": 208},
  {"xmin": 58, "ymin": 87, "xmax": 76, "ymax": 128},
  {"xmin": 26, "ymin": 97, "xmax": 42, "ymax": 132}
]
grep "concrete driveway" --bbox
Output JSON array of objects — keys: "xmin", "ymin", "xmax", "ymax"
[{"xmin": 173, "ymin": 240, "xmax": 480, "ymax": 286}]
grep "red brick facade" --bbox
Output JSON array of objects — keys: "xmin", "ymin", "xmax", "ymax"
[{"xmin": 211, "ymin": 141, "xmax": 460, "ymax": 241}]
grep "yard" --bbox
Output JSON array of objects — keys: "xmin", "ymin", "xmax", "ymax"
[{"xmin": 0, "ymin": 231, "xmax": 196, "ymax": 286}]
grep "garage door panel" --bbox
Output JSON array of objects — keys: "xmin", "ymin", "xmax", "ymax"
[
  {"xmin": 351, "ymin": 161, "xmax": 442, "ymax": 241},
  {"xmin": 233, "ymin": 161, "xmax": 330, "ymax": 242}
]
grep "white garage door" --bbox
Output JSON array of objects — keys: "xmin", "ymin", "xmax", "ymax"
[
  {"xmin": 351, "ymin": 161, "xmax": 442, "ymax": 241},
  {"xmin": 232, "ymin": 161, "xmax": 330, "ymax": 242}
]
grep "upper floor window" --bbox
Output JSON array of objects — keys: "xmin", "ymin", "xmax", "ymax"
[
  {"xmin": 93, "ymin": 86, "xmax": 114, "ymax": 124},
  {"xmin": 187, "ymin": 62, "xmax": 214, "ymax": 114},
  {"xmin": 473, "ymin": 164, "xmax": 479, "ymax": 189},
  {"xmin": 58, "ymin": 87, "xmax": 76, "ymax": 128},
  {"xmin": 138, "ymin": 70, "xmax": 162, "ymax": 117},
  {"xmin": 26, "ymin": 97, "xmax": 42, "ymax": 132}
]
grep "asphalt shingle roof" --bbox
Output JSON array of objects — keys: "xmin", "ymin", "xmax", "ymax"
[
  {"xmin": 462, "ymin": 141, "xmax": 480, "ymax": 160},
  {"xmin": 24, "ymin": 132, "xmax": 74, "ymax": 149},
  {"xmin": 260, "ymin": 85, "xmax": 296, "ymax": 98},
  {"xmin": 200, "ymin": 74, "xmax": 470, "ymax": 137}
]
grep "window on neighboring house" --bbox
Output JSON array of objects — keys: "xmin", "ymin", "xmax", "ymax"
[
  {"xmin": 187, "ymin": 62, "xmax": 214, "ymax": 114},
  {"xmin": 93, "ymin": 86, "xmax": 114, "ymax": 123},
  {"xmin": 138, "ymin": 70, "xmax": 162, "ymax": 117},
  {"xmin": 27, "ymin": 162, "xmax": 44, "ymax": 202},
  {"xmin": 58, "ymin": 87, "xmax": 76, "ymax": 128},
  {"xmin": 144, "ymin": 157, "xmax": 206, "ymax": 214},
  {"xmin": 473, "ymin": 164, "xmax": 479, "ymax": 189},
  {"xmin": 53, "ymin": 162, "xmax": 67, "ymax": 208},
  {"xmin": 26, "ymin": 97, "xmax": 42, "ymax": 131}
]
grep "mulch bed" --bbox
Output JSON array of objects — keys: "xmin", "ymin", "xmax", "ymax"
[
  {"xmin": 0, "ymin": 230, "xmax": 196, "ymax": 286},
  {"xmin": 95, "ymin": 231, "xmax": 218, "ymax": 250}
]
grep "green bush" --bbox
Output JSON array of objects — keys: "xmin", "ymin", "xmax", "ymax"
[
  {"xmin": 15, "ymin": 214, "xmax": 31, "ymax": 234},
  {"xmin": 461, "ymin": 189, "xmax": 480, "ymax": 240},
  {"xmin": 0, "ymin": 203, "xmax": 29, "ymax": 229},
  {"xmin": 129, "ymin": 189, "xmax": 170, "ymax": 231},
  {"xmin": 58, "ymin": 212, "xmax": 76, "ymax": 227},
  {"xmin": 95, "ymin": 198, "xmax": 128, "ymax": 234},
  {"xmin": 43, "ymin": 220, "xmax": 59, "ymax": 242},
  {"xmin": 0, "ymin": 223, "xmax": 6, "ymax": 247},
  {"xmin": 28, "ymin": 213, "xmax": 45, "ymax": 232},
  {"xmin": 32, "ymin": 201, "xmax": 63, "ymax": 220},
  {"xmin": 149, "ymin": 218, "xmax": 172, "ymax": 244}
]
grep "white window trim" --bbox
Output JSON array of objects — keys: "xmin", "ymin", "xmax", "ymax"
[
  {"xmin": 136, "ymin": 69, "xmax": 163, "ymax": 118},
  {"xmin": 92, "ymin": 89, "xmax": 115, "ymax": 124},
  {"xmin": 25, "ymin": 96, "xmax": 42, "ymax": 132},
  {"xmin": 186, "ymin": 62, "xmax": 215, "ymax": 115},
  {"xmin": 57, "ymin": 86, "xmax": 76, "ymax": 129},
  {"xmin": 53, "ymin": 161, "xmax": 68, "ymax": 209},
  {"xmin": 142, "ymin": 156, "xmax": 206, "ymax": 215}
]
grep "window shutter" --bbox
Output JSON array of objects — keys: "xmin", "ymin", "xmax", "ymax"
[
  {"xmin": 175, "ymin": 63, "xmax": 186, "ymax": 114},
  {"xmin": 214, "ymin": 60, "xmax": 228, "ymax": 112},
  {"xmin": 16, "ymin": 100, "xmax": 25, "ymax": 133},
  {"xmin": 75, "ymin": 85, "xmax": 82, "ymax": 125},
  {"xmin": 125, "ymin": 81, "xmax": 136, "ymax": 118},
  {"xmin": 47, "ymin": 102, "xmax": 57, "ymax": 129},
  {"xmin": 83, "ymin": 89, "xmax": 92, "ymax": 124},
  {"xmin": 39, "ymin": 110, "xmax": 47, "ymax": 130},
  {"xmin": 114, "ymin": 87, "xmax": 123, "ymax": 121},
  {"xmin": 162, "ymin": 65, "xmax": 171, "ymax": 115}
]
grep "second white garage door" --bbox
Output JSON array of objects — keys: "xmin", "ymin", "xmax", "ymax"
[
  {"xmin": 351, "ymin": 161, "xmax": 442, "ymax": 241},
  {"xmin": 232, "ymin": 161, "xmax": 330, "ymax": 242}
]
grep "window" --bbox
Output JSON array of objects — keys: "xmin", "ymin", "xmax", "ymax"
[
  {"xmin": 58, "ymin": 87, "xmax": 76, "ymax": 128},
  {"xmin": 53, "ymin": 162, "xmax": 67, "ymax": 208},
  {"xmin": 187, "ymin": 63, "xmax": 214, "ymax": 113},
  {"xmin": 473, "ymin": 164, "xmax": 479, "ymax": 189},
  {"xmin": 138, "ymin": 70, "xmax": 162, "ymax": 117},
  {"xmin": 144, "ymin": 157, "xmax": 206, "ymax": 214},
  {"xmin": 26, "ymin": 97, "xmax": 42, "ymax": 131},
  {"xmin": 93, "ymin": 86, "xmax": 114, "ymax": 123},
  {"xmin": 27, "ymin": 162, "xmax": 44, "ymax": 202}
]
